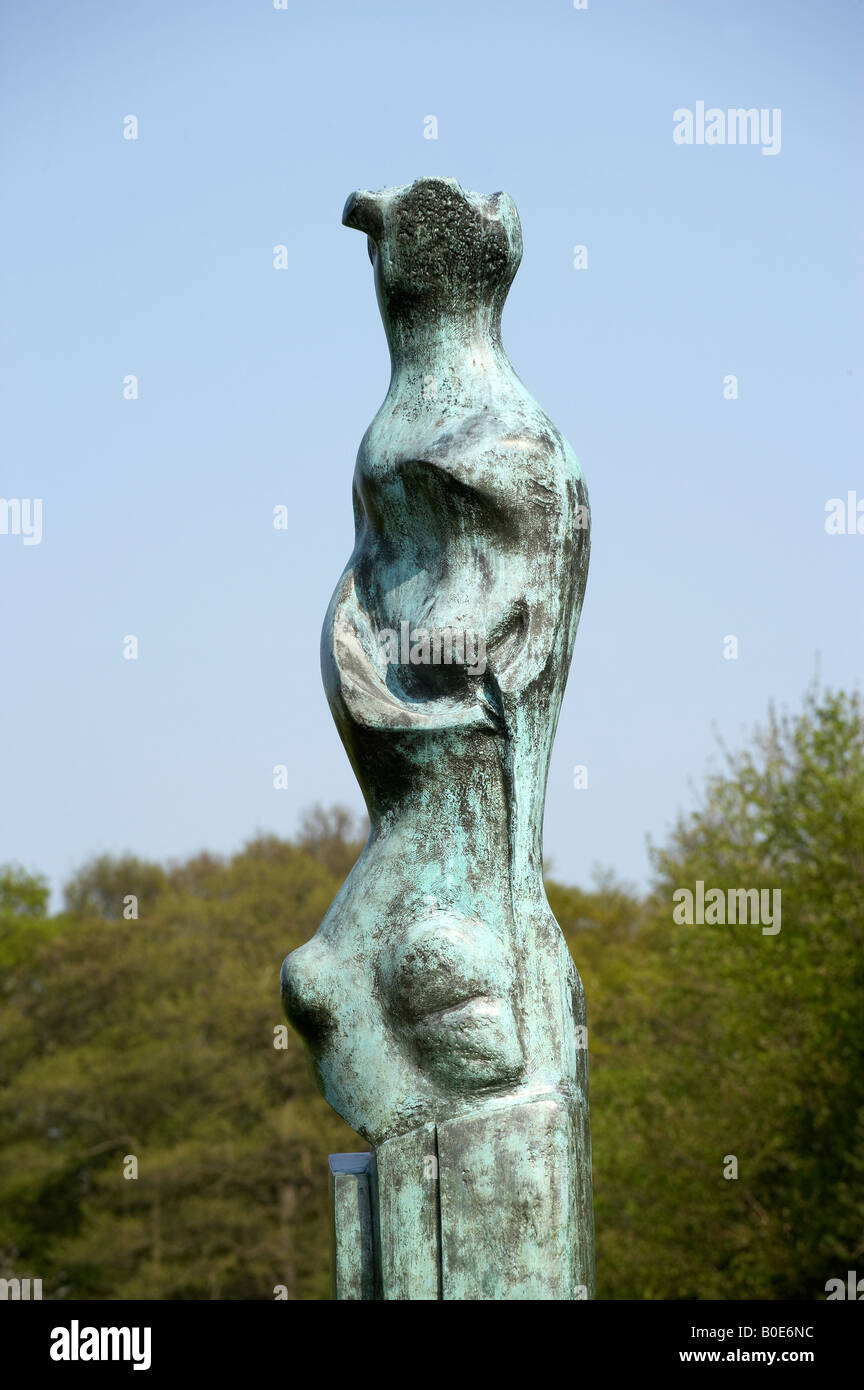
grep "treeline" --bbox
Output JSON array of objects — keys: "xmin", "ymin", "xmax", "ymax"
[{"xmin": 1, "ymin": 689, "xmax": 862, "ymax": 1299}]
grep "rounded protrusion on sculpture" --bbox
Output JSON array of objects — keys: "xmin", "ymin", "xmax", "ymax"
[
  {"xmin": 378, "ymin": 912, "xmax": 525, "ymax": 1094},
  {"xmin": 280, "ymin": 939, "xmax": 336, "ymax": 1048},
  {"xmin": 341, "ymin": 188, "xmax": 385, "ymax": 242}
]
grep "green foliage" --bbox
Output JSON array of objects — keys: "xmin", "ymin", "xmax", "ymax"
[
  {"xmin": 0, "ymin": 864, "xmax": 59, "ymax": 973},
  {"xmin": 0, "ymin": 814, "xmax": 365, "ymax": 1300},
  {"xmin": 0, "ymin": 691, "xmax": 861, "ymax": 1299},
  {"xmin": 63, "ymin": 854, "xmax": 168, "ymax": 921},
  {"xmin": 584, "ymin": 686, "xmax": 864, "ymax": 1298},
  {"xmin": 0, "ymin": 863, "xmax": 49, "ymax": 919}
]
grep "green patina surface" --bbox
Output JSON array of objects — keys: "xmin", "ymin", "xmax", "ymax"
[{"xmin": 282, "ymin": 178, "xmax": 594, "ymax": 1299}]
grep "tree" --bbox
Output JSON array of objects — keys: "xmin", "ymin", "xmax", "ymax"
[
  {"xmin": 63, "ymin": 854, "xmax": 167, "ymax": 921},
  {"xmin": 0, "ymin": 864, "xmax": 49, "ymax": 919},
  {"xmin": 0, "ymin": 865, "xmax": 56, "ymax": 974},
  {"xmin": 0, "ymin": 833, "xmax": 362, "ymax": 1299},
  {"xmin": 588, "ymin": 686, "xmax": 864, "ymax": 1298}
]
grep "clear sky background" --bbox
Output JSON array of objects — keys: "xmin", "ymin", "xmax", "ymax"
[{"xmin": 1, "ymin": 0, "xmax": 861, "ymax": 906}]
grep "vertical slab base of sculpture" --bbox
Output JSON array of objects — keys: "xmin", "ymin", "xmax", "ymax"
[
  {"xmin": 328, "ymin": 1154, "xmax": 379, "ymax": 1300},
  {"xmin": 330, "ymin": 1095, "xmax": 594, "ymax": 1300}
]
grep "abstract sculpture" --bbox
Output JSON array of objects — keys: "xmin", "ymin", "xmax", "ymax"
[{"xmin": 281, "ymin": 177, "xmax": 593, "ymax": 1300}]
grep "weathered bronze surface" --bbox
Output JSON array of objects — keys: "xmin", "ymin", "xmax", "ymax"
[{"xmin": 282, "ymin": 177, "xmax": 593, "ymax": 1299}]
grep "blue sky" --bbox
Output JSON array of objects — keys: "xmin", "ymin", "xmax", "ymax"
[{"xmin": 1, "ymin": 0, "xmax": 861, "ymax": 905}]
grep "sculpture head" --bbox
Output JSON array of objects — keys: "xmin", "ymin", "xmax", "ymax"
[{"xmin": 342, "ymin": 177, "xmax": 522, "ymax": 338}]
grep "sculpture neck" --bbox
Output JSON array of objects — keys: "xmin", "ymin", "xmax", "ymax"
[{"xmin": 382, "ymin": 302, "xmax": 509, "ymax": 388}]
